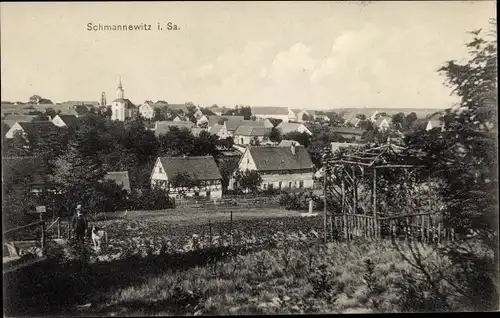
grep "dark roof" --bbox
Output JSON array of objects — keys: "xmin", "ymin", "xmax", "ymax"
[
  {"xmin": 208, "ymin": 116, "xmax": 245, "ymax": 130},
  {"xmin": 234, "ymin": 126, "xmax": 271, "ymax": 136},
  {"xmin": 2, "ymin": 156, "xmax": 48, "ymax": 186},
  {"xmin": 251, "ymin": 106, "xmax": 289, "ymax": 115},
  {"xmin": 104, "ymin": 171, "xmax": 131, "ymax": 192},
  {"xmin": 248, "ymin": 146, "xmax": 314, "ymax": 172},
  {"xmin": 3, "ymin": 115, "xmax": 38, "ymax": 128},
  {"xmin": 330, "ymin": 127, "xmax": 366, "ymax": 136},
  {"xmin": 154, "ymin": 121, "xmax": 195, "ymax": 137},
  {"xmin": 158, "ymin": 156, "xmax": 222, "ymax": 181},
  {"xmin": 18, "ymin": 121, "xmax": 62, "ymax": 139},
  {"xmin": 55, "ymin": 114, "xmax": 79, "ymax": 127}
]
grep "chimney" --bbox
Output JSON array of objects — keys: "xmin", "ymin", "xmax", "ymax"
[{"xmin": 291, "ymin": 142, "xmax": 296, "ymax": 155}]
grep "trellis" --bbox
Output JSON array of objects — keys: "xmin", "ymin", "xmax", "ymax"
[{"xmin": 321, "ymin": 142, "xmax": 452, "ymax": 243}]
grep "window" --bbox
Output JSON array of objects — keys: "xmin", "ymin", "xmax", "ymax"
[
  {"xmin": 269, "ymin": 183, "xmax": 274, "ymax": 190},
  {"xmin": 288, "ymin": 181, "xmax": 292, "ymax": 188},
  {"xmin": 263, "ymin": 184, "xmax": 267, "ymax": 190},
  {"xmin": 159, "ymin": 167, "xmax": 163, "ymax": 173},
  {"xmin": 299, "ymin": 180, "xmax": 304, "ymax": 188},
  {"xmin": 278, "ymin": 181, "xmax": 282, "ymax": 189},
  {"xmin": 241, "ymin": 137, "xmax": 244, "ymax": 144}
]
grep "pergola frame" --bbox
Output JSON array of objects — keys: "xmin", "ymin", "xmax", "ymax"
[{"xmin": 321, "ymin": 142, "xmax": 429, "ymax": 242}]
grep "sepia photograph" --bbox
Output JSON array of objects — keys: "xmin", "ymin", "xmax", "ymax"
[{"xmin": 1, "ymin": 1, "xmax": 498, "ymax": 316}]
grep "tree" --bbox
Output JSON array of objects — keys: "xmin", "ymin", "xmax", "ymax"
[
  {"xmin": 405, "ymin": 112, "xmax": 418, "ymax": 129},
  {"xmin": 356, "ymin": 113, "xmax": 367, "ymax": 120},
  {"xmin": 249, "ymin": 136, "xmax": 261, "ymax": 146},
  {"xmin": 29, "ymin": 95, "xmax": 42, "ymax": 104},
  {"xmin": 391, "ymin": 112, "xmax": 406, "ymax": 130},
  {"xmin": 218, "ymin": 158, "xmax": 239, "ymax": 191},
  {"xmin": 233, "ymin": 169, "xmax": 262, "ymax": 194},
  {"xmin": 194, "ymin": 130, "xmax": 218, "ymax": 157},
  {"xmin": 45, "ymin": 108, "xmax": 57, "ymax": 119},
  {"xmin": 218, "ymin": 117, "xmax": 229, "ymax": 125},
  {"xmin": 268, "ymin": 127, "xmax": 282, "ymax": 143},
  {"xmin": 170, "ymin": 172, "xmax": 200, "ymax": 197},
  {"xmin": 283, "ymin": 131, "xmax": 311, "ymax": 147},
  {"xmin": 403, "ymin": 23, "xmax": 498, "ymax": 311},
  {"xmin": 158, "ymin": 127, "xmax": 196, "ymax": 157}
]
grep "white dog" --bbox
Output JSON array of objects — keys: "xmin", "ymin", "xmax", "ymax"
[{"xmin": 91, "ymin": 226, "xmax": 108, "ymax": 252}]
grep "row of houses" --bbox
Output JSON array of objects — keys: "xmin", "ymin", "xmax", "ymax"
[
  {"xmin": 3, "ymin": 143, "xmax": 316, "ymax": 201},
  {"xmin": 342, "ymin": 109, "xmax": 445, "ymax": 131}
]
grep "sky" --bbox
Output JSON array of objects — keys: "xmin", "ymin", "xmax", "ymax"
[{"xmin": 0, "ymin": 1, "xmax": 496, "ymax": 110}]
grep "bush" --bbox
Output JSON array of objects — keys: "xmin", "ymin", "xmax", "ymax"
[
  {"xmin": 128, "ymin": 188, "xmax": 175, "ymax": 210},
  {"xmin": 279, "ymin": 191, "xmax": 323, "ymax": 211}
]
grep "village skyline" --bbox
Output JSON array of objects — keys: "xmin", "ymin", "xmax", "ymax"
[{"xmin": 1, "ymin": 2, "xmax": 495, "ymax": 109}]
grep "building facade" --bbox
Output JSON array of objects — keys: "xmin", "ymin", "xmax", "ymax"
[
  {"xmin": 228, "ymin": 145, "xmax": 315, "ymax": 191},
  {"xmin": 111, "ymin": 79, "xmax": 136, "ymax": 121},
  {"xmin": 150, "ymin": 156, "xmax": 223, "ymax": 199}
]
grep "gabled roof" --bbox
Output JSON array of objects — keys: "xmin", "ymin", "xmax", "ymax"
[
  {"xmin": 2, "ymin": 156, "xmax": 49, "ymax": 186},
  {"xmin": 104, "ymin": 171, "xmax": 131, "ymax": 192},
  {"xmin": 251, "ymin": 106, "xmax": 289, "ymax": 116},
  {"xmin": 278, "ymin": 139, "xmax": 301, "ymax": 147},
  {"xmin": 208, "ymin": 124, "xmax": 224, "ymax": 134},
  {"xmin": 3, "ymin": 115, "xmax": 38, "ymax": 128},
  {"xmin": 17, "ymin": 121, "xmax": 62, "ymax": 138},
  {"xmin": 55, "ymin": 114, "xmax": 79, "ymax": 127},
  {"xmin": 154, "ymin": 121, "xmax": 195, "ymax": 137},
  {"xmin": 375, "ymin": 116, "xmax": 392, "ymax": 126},
  {"xmin": 158, "ymin": 156, "xmax": 222, "ymax": 181},
  {"xmin": 276, "ymin": 122, "xmax": 308, "ymax": 134},
  {"xmin": 247, "ymin": 145, "xmax": 314, "ymax": 172},
  {"xmin": 330, "ymin": 127, "xmax": 366, "ymax": 136},
  {"xmin": 233, "ymin": 126, "xmax": 271, "ymax": 136},
  {"xmin": 208, "ymin": 116, "xmax": 245, "ymax": 128}
]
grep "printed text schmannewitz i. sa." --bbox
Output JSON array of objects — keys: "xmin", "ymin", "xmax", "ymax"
[{"xmin": 87, "ymin": 22, "xmax": 180, "ymax": 31}]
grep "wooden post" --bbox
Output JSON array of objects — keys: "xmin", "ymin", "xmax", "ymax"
[
  {"xmin": 405, "ymin": 217, "xmax": 409, "ymax": 241},
  {"xmin": 451, "ymin": 228, "xmax": 455, "ymax": 241},
  {"xmin": 421, "ymin": 215, "xmax": 425, "ymax": 242},
  {"xmin": 230, "ymin": 210, "xmax": 233, "ymax": 246},
  {"xmin": 341, "ymin": 172, "xmax": 347, "ymax": 240},
  {"xmin": 437, "ymin": 222, "xmax": 441, "ymax": 245},
  {"xmin": 352, "ymin": 168, "xmax": 357, "ymax": 215},
  {"xmin": 323, "ymin": 167, "xmax": 327, "ymax": 243},
  {"xmin": 57, "ymin": 218, "xmax": 61, "ymax": 239},
  {"xmin": 40, "ymin": 221, "xmax": 45, "ymax": 253},
  {"xmin": 67, "ymin": 220, "xmax": 71, "ymax": 240},
  {"xmin": 373, "ymin": 169, "xmax": 377, "ymax": 239}
]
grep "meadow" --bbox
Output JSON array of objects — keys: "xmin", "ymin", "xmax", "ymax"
[{"xmin": 4, "ymin": 213, "xmax": 489, "ymax": 316}]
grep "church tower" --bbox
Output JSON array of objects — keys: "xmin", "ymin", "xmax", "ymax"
[
  {"xmin": 101, "ymin": 92, "xmax": 107, "ymax": 106},
  {"xmin": 117, "ymin": 78, "xmax": 124, "ymax": 99},
  {"xmin": 111, "ymin": 78, "xmax": 126, "ymax": 121}
]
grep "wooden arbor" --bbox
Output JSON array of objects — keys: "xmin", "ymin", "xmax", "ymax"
[{"xmin": 321, "ymin": 142, "xmax": 440, "ymax": 242}]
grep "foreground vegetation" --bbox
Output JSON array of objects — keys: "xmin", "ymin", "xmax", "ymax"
[{"xmin": 4, "ymin": 216, "xmax": 496, "ymax": 316}]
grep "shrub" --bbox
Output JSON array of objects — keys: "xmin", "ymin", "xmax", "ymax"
[{"xmin": 128, "ymin": 187, "xmax": 175, "ymax": 210}]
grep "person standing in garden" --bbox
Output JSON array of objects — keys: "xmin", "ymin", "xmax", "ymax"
[{"xmin": 72, "ymin": 204, "xmax": 88, "ymax": 244}]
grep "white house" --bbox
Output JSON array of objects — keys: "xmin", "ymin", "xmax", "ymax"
[
  {"xmin": 228, "ymin": 144, "xmax": 315, "ymax": 191},
  {"xmin": 426, "ymin": 113, "xmax": 445, "ymax": 131},
  {"xmin": 291, "ymin": 109, "xmax": 311, "ymax": 122},
  {"xmin": 111, "ymin": 79, "xmax": 136, "ymax": 121},
  {"xmin": 233, "ymin": 126, "xmax": 271, "ymax": 145},
  {"xmin": 196, "ymin": 115, "xmax": 209, "ymax": 127},
  {"xmin": 251, "ymin": 106, "xmax": 290, "ymax": 123},
  {"xmin": 276, "ymin": 122, "xmax": 312, "ymax": 136},
  {"xmin": 150, "ymin": 156, "xmax": 223, "ymax": 199},
  {"xmin": 375, "ymin": 116, "xmax": 392, "ymax": 131},
  {"xmin": 208, "ymin": 122, "xmax": 232, "ymax": 140},
  {"xmin": 138, "ymin": 101, "xmax": 157, "ymax": 119}
]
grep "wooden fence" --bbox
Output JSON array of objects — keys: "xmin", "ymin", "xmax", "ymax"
[
  {"xmin": 327, "ymin": 212, "xmax": 455, "ymax": 243},
  {"xmin": 175, "ymin": 196, "xmax": 281, "ymax": 210}
]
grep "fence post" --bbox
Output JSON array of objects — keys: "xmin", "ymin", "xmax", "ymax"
[
  {"xmin": 67, "ymin": 220, "xmax": 71, "ymax": 240},
  {"xmin": 421, "ymin": 215, "xmax": 425, "ymax": 243},
  {"xmin": 40, "ymin": 221, "xmax": 45, "ymax": 254},
  {"xmin": 57, "ymin": 218, "xmax": 61, "ymax": 239},
  {"xmin": 230, "ymin": 210, "xmax": 233, "ymax": 246}
]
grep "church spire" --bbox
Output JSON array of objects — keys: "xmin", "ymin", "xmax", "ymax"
[{"xmin": 116, "ymin": 77, "xmax": 124, "ymax": 99}]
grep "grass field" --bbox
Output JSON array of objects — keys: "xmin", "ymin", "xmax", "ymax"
[{"xmin": 4, "ymin": 212, "xmax": 493, "ymax": 316}]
